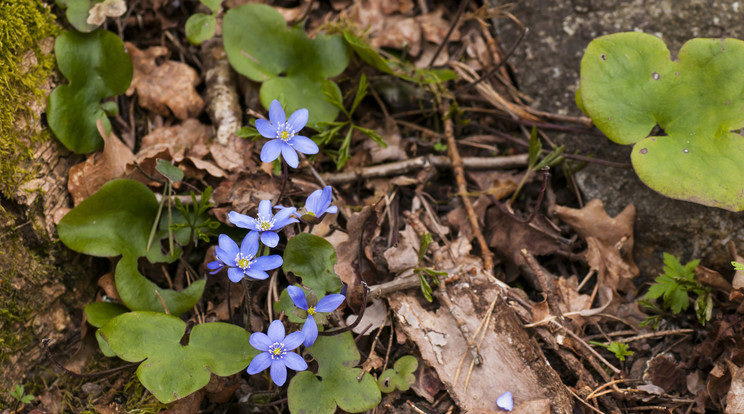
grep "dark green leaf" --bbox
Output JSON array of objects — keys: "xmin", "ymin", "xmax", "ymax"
[
  {"xmin": 185, "ymin": 13, "xmax": 216, "ymax": 45},
  {"xmin": 48, "ymin": 30, "xmax": 133, "ymax": 153}
]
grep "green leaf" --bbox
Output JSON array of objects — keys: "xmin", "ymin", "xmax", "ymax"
[
  {"xmin": 57, "ymin": 180, "xmax": 205, "ymax": 316},
  {"xmin": 606, "ymin": 341, "xmax": 633, "ymax": 361},
  {"xmin": 378, "ymin": 355, "xmax": 418, "ymax": 393},
  {"xmin": 527, "ymin": 126, "xmax": 541, "ymax": 167},
  {"xmin": 85, "ymin": 302, "xmax": 128, "ymax": 328},
  {"xmin": 21, "ymin": 395, "xmax": 34, "ymax": 404},
  {"xmin": 185, "ymin": 13, "xmax": 216, "ymax": 45},
  {"xmin": 353, "ymin": 125, "xmax": 388, "ymax": 148},
  {"xmin": 48, "ymin": 29, "xmax": 133, "ymax": 154},
  {"xmin": 155, "ymin": 159, "xmax": 184, "ymax": 184},
  {"xmin": 343, "ymin": 32, "xmax": 393, "ymax": 74},
  {"xmin": 418, "ymin": 233, "xmax": 432, "ymax": 263},
  {"xmin": 283, "ymin": 233, "xmax": 342, "ymax": 296},
  {"xmin": 223, "ymin": 4, "xmax": 350, "ymax": 125},
  {"xmin": 56, "ymin": 0, "xmax": 102, "ymax": 33},
  {"xmin": 419, "ymin": 272, "xmax": 433, "ymax": 302},
  {"xmin": 99, "ymin": 311, "xmax": 257, "ymax": 403},
  {"xmin": 288, "ymin": 333, "xmax": 381, "ymax": 413},
  {"xmin": 350, "ymin": 74, "xmax": 368, "ymax": 116},
  {"xmin": 201, "ymin": 0, "xmax": 221, "ymax": 13},
  {"xmin": 579, "ymin": 32, "xmax": 744, "ymax": 211}
]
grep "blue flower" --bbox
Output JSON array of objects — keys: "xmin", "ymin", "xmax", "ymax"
[
  {"xmin": 304, "ymin": 186, "xmax": 338, "ymax": 218},
  {"xmin": 256, "ymin": 100, "xmax": 319, "ymax": 168},
  {"xmin": 496, "ymin": 391, "xmax": 513, "ymax": 411},
  {"xmin": 246, "ymin": 320, "xmax": 307, "ymax": 386},
  {"xmin": 287, "ymin": 285, "xmax": 345, "ymax": 347},
  {"xmin": 228, "ymin": 200, "xmax": 298, "ymax": 248},
  {"xmin": 206, "ymin": 232, "xmax": 283, "ymax": 282}
]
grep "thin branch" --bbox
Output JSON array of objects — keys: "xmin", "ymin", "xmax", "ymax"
[
  {"xmin": 443, "ymin": 100, "xmax": 494, "ymax": 273},
  {"xmin": 427, "ymin": 0, "xmax": 470, "ymax": 68},
  {"xmin": 320, "ymin": 154, "xmax": 528, "ymax": 185}
]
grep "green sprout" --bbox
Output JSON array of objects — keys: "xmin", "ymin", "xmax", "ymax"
[
  {"xmin": 640, "ymin": 253, "xmax": 711, "ymax": 328},
  {"xmin": 590, "ymin": 341, "xmax": 634, "ymax": 361}
]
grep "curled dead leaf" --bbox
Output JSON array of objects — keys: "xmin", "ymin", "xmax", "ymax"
[{"xmin": 125, "ymin": 43, "xmax": 205, "ymax": 120}]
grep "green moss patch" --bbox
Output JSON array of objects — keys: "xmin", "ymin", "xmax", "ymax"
[{"xmin": 0, "ymin": 0, "xmax": 60, "ymax": 197}]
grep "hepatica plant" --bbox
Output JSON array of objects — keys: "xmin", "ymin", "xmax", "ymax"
[
  {"xmin": 59, "ymin": 100, "xmax": 384, "ymax": 412},
  {"xmin": 577, "ymin": 32, "xmax": 744, "ymax": 211}
]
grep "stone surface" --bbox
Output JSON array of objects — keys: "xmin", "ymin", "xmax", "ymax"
[{"xmin": 495, "ymin": 0, "xmax": 744, "ymax": 276}]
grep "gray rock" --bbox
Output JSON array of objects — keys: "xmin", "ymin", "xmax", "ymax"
[{"xmin": 494, "ymin": 0, "xmax": 744, "ymax": 276}]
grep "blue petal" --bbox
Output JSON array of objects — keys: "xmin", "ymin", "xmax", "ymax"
[
  {"xmin": 246, "ymin": 351, "xmax": 271, "ymax": 374},
  {"xmin": 228, "ymin": 211, "xmax": 256, "ymax": 230},
  {"xmin": 240, "ymin": 231, "xmax": 259, "ymax": 259},
  {"xmin": 282, "ymin": 331, "xmax": 306, "ymax": 351},
  {"xmin": 305, "ymin": 188, "xmax": 323, "ymax": 215},
  {"xmin": 496, "ymin": 391, "xmax": 513, "ymax": 411},
  {"xmin": 287, "ymin": 108, "xmax": 308, "ymax": 131},
  {"xmin": 252, "ymin": 255, "xmax": 283, "ymax": 271},
  {"xmin": 325, "ymin": 205, "xmax": 338, "ymax": 214},
  {"xmin": 255, "ymin": 118, "xmax": 277, "ymax": 138},
  {"xmin": 319, "ymin": 186, "xmax": 333, "ymax": 209},
  {"xmin": 283, "ymin": 352, "xmax": 308, "ymax": 371},
  {"xmin": 227, "ymin": 267, "xmax": 244, "ymax": 283},
  {"xmin": 289, "ymin": 135, "xmax": 319, "ymax": 155},
  {"xmin": 267, "ymin": 320, "xmax": 285, "ymax": 343},
  {"xmin": 217, "ymin": 234, "xmax": 239, "ymax": 262},
  {"xmin": 268, "ymin": 100, "xmax": 286, "ymax": 126},
  {"xmin": 281, "ymin": 143, "xmax": 299, "ymax": 168},
  {"xmin": 315, "ymin": 293, "xmax": 345, "ymax": 313},
  {"xmin": 257, "ymin": 199, "xmax": 273, "ymax": 220},
  {"xmin": 273, "ymin": 206, "xmax": 297, "ymax": 223},
  {"xmin": 245, "ymin": 269, "xmax": 269, "ymax": 280},
  {"xmin": 286, "ymin": 285, "xmax": 309, "ymax": 310},
  {"xmin": 206, "ymin": 261, "xmax": 223, "ymax": 274},
  {"xmin": 260, "ymin": 231, "xmax": 280, "ymax": 248},
  {"xmin": 260, "ymin": 139, "xmax": 284, "ymax": 164},
  {"xmin": 214, "ymin": 247, "xmax": 232, "ymax": 268},
  {"xmin": 249, "ymin": 332, "xmax": 272, "ymax": 351},
  {"xmin": 302, "ymin": 316, "xmax": 318, "ymax": 347},
  {"xmin": 270, "ymin": 359, "xmax": 287, "ymax": 386}
]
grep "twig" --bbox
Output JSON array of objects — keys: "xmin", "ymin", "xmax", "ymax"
[
  {"xmin": 442, "ymin": 100, "xmax": 494, "ymax": 273},
  {"xmin": 427, "ymin": 0, "xmax": 470, "ymax": 68},
  {"xmin": 321, "ymin": 154, "xmax": 528, "ymax": 185},
  {"xmin": 613, "ymin": 329, "xmax": 695, "ymax": 344},
  {"xmin": 154, "ymin": 290, "xmax": 170, "ymax": 314},
  {"xmin": 455, "ymin": 23, "xmax": 527, "ymax": 95}
]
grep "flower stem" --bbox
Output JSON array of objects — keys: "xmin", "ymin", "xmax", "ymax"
[{"xmin": 242, "ymin": 278, "xmax": 252, "ymax": 330}]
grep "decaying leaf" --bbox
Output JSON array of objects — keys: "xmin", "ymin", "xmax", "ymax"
[
  {"xmin": 87, "ymin": 0, "xmax": 126, "ymax": 26},
  {"xmin": 125, "ymin": 43, "xmax": 205, "ymax": 120},
  {"xmin": 554, "ymin": 199, "xmax": 639, "ymax": 293},
  {"xmin": 68, "ymin": 120, "xmax": 136, "ymax": 205}
]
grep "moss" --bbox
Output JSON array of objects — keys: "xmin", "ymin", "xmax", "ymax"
[{"xmin": 0, "ymin": 0, "xmax": 60, "ymax": 198}]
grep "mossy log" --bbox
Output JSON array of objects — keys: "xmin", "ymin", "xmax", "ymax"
[{"xmin": 0, "ymin": 0, "xmax": 87, "ymax": 409}]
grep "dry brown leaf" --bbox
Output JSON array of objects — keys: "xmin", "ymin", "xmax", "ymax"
[
  {"xmin": 485, "ymin": 207, "xmax": 567, "ymax": 282},
  {"xmin": 418, "ymin": 6, "xmax": 460, "ymax": 44},
  {"xmin": 380, "ymin": 0, "xmax": 414, "ymax": 14},
  {"xmin": 125, "ymin": 43, "xmax": 205, "ymax": 120},
  {"xmin": 211, "ymin": 174, "xmax": 280, "ymax": 223},
  {"xmin": 333, "ymin": 205, "xmax": 375, "ymax": 309},
  {"xmin": 415, "ymin": 42, "xmax": 449, "ymax": 68},
  {"xmin": 727, "ymin": 363, "xmax": 744, "ymax": 414},
  {"xmin": 695, "ymin": 265, "xmax": 733, "ymax": 294},
  {"xmin": 584, "ymin": 236, "xmax": 637, "ymax": 293},
  {"xmin": 87, "ymin": 0, "xmax": 126, "ymax": 26},
  {"xmin": 369, "ymin": 16, "xmax": 421, "ymax": 56},
  {"xmin": 554, "ymin": 275, "xmax": 592, "ymax": 325},
  {"xmin": 643, "ymin": 353, "xmax": 688, "ymax": 394},
  {"xmin": 68, "ymin": 121, "xmax": 136, "ymax": 205},
  {"xmin": 555, "ymin": 199, "xmax": 640, "ymax": 292}
]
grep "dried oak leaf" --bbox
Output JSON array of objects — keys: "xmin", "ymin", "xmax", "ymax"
[
  {"xmin": 370, "ymin": 15, "xmax": 421, "ymax": 56},
  {"xmin": 554, "ymin": 199, "xmax": 639, "ymax": 293},
  {"xmin": 125, "ymin": 42, "xmax": 205, "ymax": 120},
  {"xmin": 68, "ymin": 121, "xmax": 135, "ymax": 205}
]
